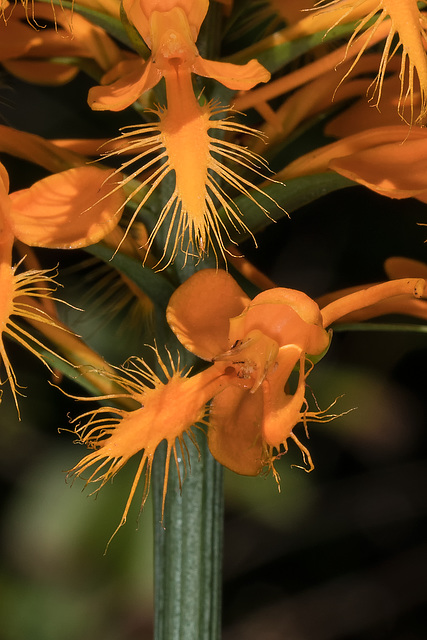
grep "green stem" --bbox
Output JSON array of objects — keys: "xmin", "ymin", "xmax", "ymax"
[{"xmin": 152, "ymin": 431, "xmax": 224, "ymax": 640}]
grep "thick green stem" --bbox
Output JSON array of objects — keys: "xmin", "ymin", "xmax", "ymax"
[{"xmin": 152, "ymin": 431, "xmax": 224, "ymax": 640}]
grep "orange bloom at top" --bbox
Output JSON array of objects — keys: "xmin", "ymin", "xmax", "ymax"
[{"xmin": 89, "ymin": 0, "xmax": 272, "ymax": 267}]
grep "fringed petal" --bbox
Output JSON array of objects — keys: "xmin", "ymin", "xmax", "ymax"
[
  {"xmin": 69, "ymin": 353, "xmax": 226, "ymax": 542},
  {"xmin": 301, "ymin": 0, "xmax": 427, "ymax": 122}
]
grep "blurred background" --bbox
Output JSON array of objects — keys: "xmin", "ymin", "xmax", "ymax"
[{"xmin": 1, "ymin": 51, "xmax": 427, "ymax": 640}]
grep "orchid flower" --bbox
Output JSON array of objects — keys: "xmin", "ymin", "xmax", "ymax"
[
  {"xmin": 68, "ymin": 349, "xmax": 233, "ymax": 543},
  {"xmin": 283, "ymin": 0, "xmax": 427, "ymax": 124},
  {"xmin": 279, "ymin": 125, "xmax": 427, "ymax": 204},
  {"xmin": 0, "ymin": 137, "xmax": 127, "ymax": 412},
  {"xmin": 1, "ymin": 2, "xmax": 123, "ymax": 85},
  {"xmin": 166, "ymin": 269, "xmax": 425, "ymax": 476},
  {"xmin": 0, "ymin": 162, "xmax": 67, "ymax": 413},
  {"xmin": 87, "ymin": 0, "xmax": 272, "ymax": 267},
  {"xmin": 69, "ymin": 268, "xmax": 425, "ymax": 538},
  {"xmin": 235, "ymin": 2, "xmax": 427, "ymax": 126}
]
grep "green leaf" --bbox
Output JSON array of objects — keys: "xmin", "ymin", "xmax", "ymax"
[
  {"xmin": 222, "ymin": 172, "xmax": 355, "ymax": 242},
  {"xmin": 87, "ymin": 243, "xmax": 175, "ymax": 310},
  {"xmin": 226, "ymin": 22, "xmax": 360, "ymax": 74}
]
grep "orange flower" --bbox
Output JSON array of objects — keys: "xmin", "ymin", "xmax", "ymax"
[
  {"xmin": 166, "ymin": 270, "xmax": 331, "ymax": 476},
  {"xmin": 0, "ymin": 152, "xmax": 126, "ymax": 413},
  {"xmin": 166, "ymin": 269, "xmax": 425, "ymax": 477},
  {"xmin": 0, "ymin": 163, "xmax": 64, "ymax": 413},
  {"xmin": 88, "ymin": 0, "xmax": 272, "ymax": 266},
  {"xmin": 1, "ymin": 2, "xmax": 122, "ymax": 84},
  {"xmin": 70, "ymin": 269, "xmax": 425, "ymax": 534},
  {"xmin": 280, "ymin": 125, "xmax": 427, "ymax": 203},
  {"xmin": 283, "ymin": 0, "xmax": 427, "ymax": 123},
  {"xmin": 68, "ymin": 349, "xmax": 231, "ymax": 544},
  {"xmin": 9, "ymin": 165, "xmax": 125, "ymax": 249}
]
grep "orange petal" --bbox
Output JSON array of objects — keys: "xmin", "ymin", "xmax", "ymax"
[
  {"xmin": 261, "ymin": 347, "xmax": 305, "ymax": 448},
  {"xmin": 166, "ymin": 269, "xmax": 250, "ymax": 360},
  {"xmin": 329, "ymin": 135, "xmax": 427, "ymax": 198},
  {"xmin": 280, "ymin": 125, "xmax": 427, "ymax": 180},
  {"xmin": 9, "ymin": 166, "xmax": 124, "ymax": 249},
  {"xmin": 88, "ymin": 57, "xmax": 162, "ymax": 111},
  {"xmin": 209, "ymin": 385, "xmax": 264, "ymax": 476},
  {"xmin": 321, "ymin": 278, "xmax": 425, "ymax": 327},
  {"xmin": 192, "ymin": 57, "xmax": 270, "ymax": 90},
  {"xmin": 0, "ymin": 161, "xmax": 10, "ymax": 196},
  {"xmin": 0, "ymin": 125, "xmax": 84, "ymax": 172}
]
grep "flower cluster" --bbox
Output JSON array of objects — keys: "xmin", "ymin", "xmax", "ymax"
[{"xmin": 1, "ymin": 0, "xmax": 426, "ymax": 539}]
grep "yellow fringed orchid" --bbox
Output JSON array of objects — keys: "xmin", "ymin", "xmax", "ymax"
[
  {"xmin": 68, "ymin": 349, "xmax": 232, "ymax": 544},
  {"xmin": 279, "ymin": 125, "xmax": 427, "ymax": 203},
  {"xmin": 88, "ymin": 0, "xmax": 272, "ymax": 266},
  {"xmin": 9, "ymin": 166, "xmax": 125, "ymax": 249},
  {"xmin": 292, "ymin": 0, "xmax": 427, "ymax": 124},
  {"xmin": 236, "ymin": 1, "xmax": 427, "ymax": 125},
  {"xmin": 0, "ymin": 164, "xmax": 66, "ymax": 413},
  {"xmin": 69, "ymin": 268, "xmax": 425, "ymax": 535},
  {"xmin": 0, "ymin": 157, "xmax": 127, "ymax": 413},
  {"xmin": 166, "ymin": 269, "xmax": 425, "ymax": 478},
  {"xmin": 166, "ymin": 269, "xmax": 332, "ymax": 477},
  {"xmin": 0, "ymin": 3, "xmax": 123, "ymax": 85}
]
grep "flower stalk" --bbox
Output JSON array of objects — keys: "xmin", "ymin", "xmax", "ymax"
[{"xmin": 152, "ymin": 430, "xmax": 223, "ymax": 640}]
